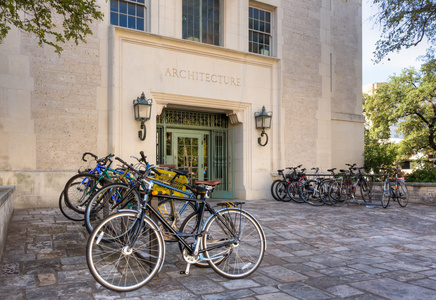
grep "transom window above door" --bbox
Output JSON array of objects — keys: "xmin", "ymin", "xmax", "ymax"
[{"xmin": 182, "ymin": 0, "xmax": 221, "ymax": 46}]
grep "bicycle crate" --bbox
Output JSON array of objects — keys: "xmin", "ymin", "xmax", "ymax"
[
  {"xmin": 152, "ymin": 169, "xmax": 188, "ymax": 197},
  {"xmin": 286, "ymin": 172, "xmax": 297, "ymax": 181}
]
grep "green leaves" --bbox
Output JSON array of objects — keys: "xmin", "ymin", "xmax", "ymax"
[
  {"xmin": 371, "ymin": 0, "xmax": 436, "ymax": 63},
  {"xmin": 364, "ymin": 58, "xmax": 436, "ymax": 166},
  {"xmin": 0, "ymin": 0, "xmax": 104, "ymax": 54}
]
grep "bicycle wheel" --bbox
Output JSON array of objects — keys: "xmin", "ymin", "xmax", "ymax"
[
  {"xmin": 381, "ymin": 179, "xmax": 390, "ymax": 208},
  {"xmin": 58, "ymin": 189, "xmax": 84, "ymax": 221},
  {"xmin": 329, "ymin": 181, "xmax": 345, "ymax": 207},
  {"xmin": 360, "ymin": 179, "xmax": 372, "ymax": 203},
  {"xmin": 202, "ymin": 208, "xmax": 266, "ymax": 279},
  {"xmin": 288, "ymin": 181, "xmax": 305, "ymax": 203},
  {"xmin": 397, "ymin": 181, "xmax": 409, "ymax": 207},
  {"xmin": 300, "ymin": 180, "xmax": 314, "ymax": 203},
  {"xmin": 84, "ymin": 183, "xmax": 141, "ymax": 234},
  {"xmin": 319, "ymin": 179, "xmax": 332, "ymax": 205},
  {"xmin": 275, "ymin": 181, "xmax": 291, "ymax": 202},
  {"xmin": 86, "ymin": 211, "xmax": 165, "ymax": 292},
  {"xmin": 64, "ymin": 173, "xmax": 104, "ymax": 213},
  {"xmin": 270, "ymin": 179, "xmax": 283, "ymax": 201}
]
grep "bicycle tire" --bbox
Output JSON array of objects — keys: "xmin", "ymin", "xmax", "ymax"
[
  {"xmin": 300, "ymin": 179, "xmax": 314, "ymax": 203},
  {"xmin": 301, "ymin": 180, "xmax": 324, "ymax": 206},
  {"xmin": 397, "ymin": 181, "xmax": 409, "ymax": 207},
  {"xmin": 360, "ymin": 179, "xmax": 372, "ymax": 203},
  {"xmin": 203, "ymin": 208, "xmax": 266, "ymax": 279},
  {"xmin": 63, "ymin": 173, "xmax": 104, "ymax": 214},
  {"xmin": 58, "ymin": 189, "xmax": 84, "ymax": 221},
  {"xmin": 84, "ymin": 183, "xmax": 141, "ymax": 234},
  {"xmin": 329, "ymin": 181, "xmax": 346, "ymax": 207},
  {"xmin": 308, "ymin": 180, "xmax": 326, "ymax": 206},
  {"xmin": 270, "ymin": 179, "xmax": 283, "ymax": 201},
  {"xmin": 288, "ymin": 181, "xmax": 305, "ymax": 203},
  {"xmin": 319, "ymin": 179, "xmax": 333, "ymax": 205},
  {"xmin": 86, "ymin": 211, "xmax": 165, "ymax": 292},
  {"xmin": 381, "ymin": 179, "xmax": 390, "ymax": 208},
  {"xmin": 275, "ymin": 181, "xmax": 291, "ymax": 202}
]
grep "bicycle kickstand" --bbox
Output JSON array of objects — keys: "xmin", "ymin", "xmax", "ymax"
[{"xmin": 180, "ymin": 263, "xmax": 192, "ymax": 275}]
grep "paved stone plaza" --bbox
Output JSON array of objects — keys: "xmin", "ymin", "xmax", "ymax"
[{"xmin": 1, "ymin": 199, "xmax": 436, "ymax": 299}]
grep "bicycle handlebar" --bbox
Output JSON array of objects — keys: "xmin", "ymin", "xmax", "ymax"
[
  {"xmin": 115, "ymin": 156, "xmax": 161, "ymax": 177},
  {"xmin": 82, "ymin": 152, "xmax": 114, "ymax": 166}
]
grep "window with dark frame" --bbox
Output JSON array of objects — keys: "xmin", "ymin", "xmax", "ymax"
[
  {"xmin": 110, "ymin": 0, "xmax": 146, "ymax": 31},
  {"xmin": 182, "ymin": 0, "xmax": 221, "ymax": 46},
  {"xmin": 249, "ymin": 6, "xmax": 272, "ymax": 56}
]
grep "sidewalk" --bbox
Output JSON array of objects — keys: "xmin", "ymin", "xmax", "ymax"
[{"xmin": 1, "ymin": 199, "xmax": 436, "ymax": 299}]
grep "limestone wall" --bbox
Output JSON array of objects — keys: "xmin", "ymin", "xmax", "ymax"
[
  {"xmin": 407, "ymin": 183, "xmax": 436, "ymax": 206},
  {"xmin": 0, "ymin": 0, "xmax": 363, "ymax": 208}
]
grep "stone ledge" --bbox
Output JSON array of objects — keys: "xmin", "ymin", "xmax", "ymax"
[
  {"xmin": 0, "ymin": 186, "xmax": 15, "ymax": 208},
  {"xmin": 0, "ymin": 185, "xmax": 15, "ymax": 261}
]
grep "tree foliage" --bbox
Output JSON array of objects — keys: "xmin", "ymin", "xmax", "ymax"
[
  {"xmin": 0, "ymin": 0, "xmax": 104, "ymax": 53},
  {"xmin": 363, "ymin": 94, "xmax": 399, "ymax": 172},
  {"xmin": 370, "ymin": 0, "xmax": 436, "ymax": 62},
  {"xmin": 364, "ymin": 58, "xmax": 436, "ymax": 160},
  {"xmin": 363, "ymin": 128, "xmax": 399, "ymax": 173}
]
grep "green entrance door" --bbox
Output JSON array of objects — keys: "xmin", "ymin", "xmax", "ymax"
[
  {"xmin": 172, "ymin": 131, "xmax": 207, "ymax": 181},
  {"xmin": 157, "ymin": 109, "xmax": 233, "ymax": 199}
]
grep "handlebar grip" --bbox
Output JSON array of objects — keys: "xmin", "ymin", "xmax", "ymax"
[
  {"xmin": 153, "ymin": 168, "xmax": 162, "ymax": 176},
  {"xmin": 82, "ymin": 152, "xmax": 98, "ymax": 162},
  {"xmin": 140, "ymin": 151, "xmax": 147, "ymax": 163}
]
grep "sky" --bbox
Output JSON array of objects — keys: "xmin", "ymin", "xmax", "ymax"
[{"xmin": 362, "ymin": 0, "xmax": 430, "ymax": 86}]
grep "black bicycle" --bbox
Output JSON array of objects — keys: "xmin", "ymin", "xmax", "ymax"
[{"xmin": 86, "ymin": 157, "xmax": 266, "ymax": 292}]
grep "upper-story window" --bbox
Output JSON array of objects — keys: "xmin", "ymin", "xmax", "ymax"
[
  {"xmin": 249, "ymin": 6, "xmax": 272, "ymax": 56},
  {"xmin": 182, "ymin": 0, "xmax": 221, "ymax": 46},
  {"xmin": 110, "ymin": 0, "xmax": 147, "ymax": 31}
]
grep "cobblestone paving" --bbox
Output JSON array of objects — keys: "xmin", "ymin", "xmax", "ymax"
[{"xmin": 1, "ymin": 200, "xmax": 436, "ymax": 299}]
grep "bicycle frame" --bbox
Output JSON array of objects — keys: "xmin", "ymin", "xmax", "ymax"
[{"xmin": 127, "ymin": 182, "xmax": 238, "ymax": 261}]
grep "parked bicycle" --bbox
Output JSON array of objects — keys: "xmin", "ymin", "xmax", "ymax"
[
  {"xmin": 83, "ymin": 151, "xmax": 198, "ymax": 234},
  {"xmin": 379, "ymin": 167, "xmax": 409, "ymax": 208},
  {"xmin": 86, "ymin": 156, "xmax": 266, "ymax": 292},
  {"xmin": 60, "ymin": 153, "xmax": 127, "ymax": 220}
]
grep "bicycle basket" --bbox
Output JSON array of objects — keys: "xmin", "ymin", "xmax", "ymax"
[
  {"xmin": 153, "ymin": 169, "xmax": 188, "ymax": 197},
  {"xmin": 286, "ymin": 172, "xmax": 297, "ymax": 181}
]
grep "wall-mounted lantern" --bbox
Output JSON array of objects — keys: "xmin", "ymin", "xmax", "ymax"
[
  {"xmin": 254, "ymin": 106, "xmax": 272, "ymax": 146},
  {"xmin": 133, "ymin": 92, "xmax": 153, "ymax": 141}
]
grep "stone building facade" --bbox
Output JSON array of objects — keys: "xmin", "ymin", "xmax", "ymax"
[{"xmin": 0, "ymin": 0, "xmax": 363, "ymax": 208}]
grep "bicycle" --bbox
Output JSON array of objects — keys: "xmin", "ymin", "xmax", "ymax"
[
  {"xmin": 328, "ymin": 164, "xmax": 359, "ymax": 206},
  {"xmin": 274, "ymin": 165, "xmax": 304, "ymax": 203},
  {"xmin": 379, "ymin": 167, "xmax": 409, "ymax": 208},
  {"xmin": 86, "ymin": 157, "xmax": 266, "ymax": 292},
  {"xmin": 62, "ymin": 153, "xmax": 132, "ymax": 214},
  {"xmin": 83, "ymin": 152, "xmax": 198, "ymax": 234},
  {"xmin": 300, "ymin": 168, "xmax": 329, "ymax": 206},
  {"xmin": 358, "ymin": 167, "xmax": 372, "ymax": 202},
  {"xmin": 287, "ymin": 168, "xmax": 309, "ymax": 203},
  {"xmin": 271, "ymin": 167, "xmax": 292, "ymax": 201}
]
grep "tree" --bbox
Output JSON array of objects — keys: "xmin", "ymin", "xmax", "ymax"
[
  {"xmin": 363, "ymin": 93, "xmax": 399, "ymax": 172},
  {"xmin": 370, "ymin": 0, "xmax": 436, "ymax": 63},
  {"xmin": 363, "ymin": 129, "xmax": 398, "ymax": 172},
  {"xmin": 0, "ymin": 0, "xmax": 104, "ymax": 53},
  {"xmin": 363, "ymin": 59, "xmax": 436, "ymax": 159}
]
